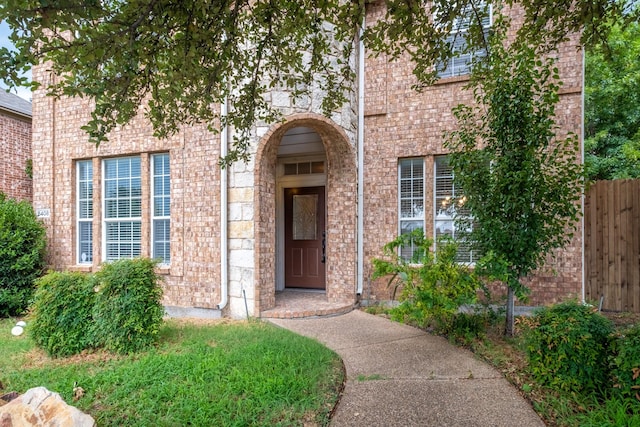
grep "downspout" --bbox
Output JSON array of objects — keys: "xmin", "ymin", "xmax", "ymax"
[
  {"xmin": 580, "ymin": 47, "xmax": 586, "ymax": 304},
  {"xmin": 356, "ymin": 15, "xmax": 365, "ymax": 296},
  {"xmin": 217, "ymin": 97, "xmax": 229, "ymax": 310},
  {"xmin": 50, "ymin": 83, "xmax": 56, "ymax": 260}
]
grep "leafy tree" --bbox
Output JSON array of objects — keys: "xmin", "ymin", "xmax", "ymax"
[
  {"xmin": 585, "ymin": 21, "xmax": 640, "ymax": 181},
  {"xmin": 445, "ymin": 18, "xmax": 583, "ymax": 335},
  {"xmin": 0, "ymin": 0, "xmax": 634, "ymax": 164}
]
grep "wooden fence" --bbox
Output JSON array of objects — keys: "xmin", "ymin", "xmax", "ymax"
[{"xmin": 585, "ymin": 179, "xmax": 640, "ymax": 312}]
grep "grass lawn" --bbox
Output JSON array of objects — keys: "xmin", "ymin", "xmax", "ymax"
[{"xmin": 0, "ymin": 318, "xmax": 344, "ymax": 426}]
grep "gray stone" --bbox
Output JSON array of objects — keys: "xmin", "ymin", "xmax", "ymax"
[{"xmin": 0, "ymin": 387, "xmax": 95, "ymax": 427}]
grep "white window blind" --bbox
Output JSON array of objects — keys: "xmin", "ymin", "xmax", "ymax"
[
  {"xmin": 77, "ymin": 160, "xmax": 93, "ymax": 264},
  {"xmin": 436, "ymin": 2, "xmax": 492, "ymax": 78},
  {"xmin": 434, "ymin": 156, "xmax": 477, "ymax": 263},
  {"xmin": 152, "ymin": 153, "xmax": 170, "ymax": 264},
  {"xmin": 103, "ymin": 157, "xmax": 142, "ymax": 260},
  {"xmin": 398, "ymin": 158, "xmax": 425, "ymax": 260}
]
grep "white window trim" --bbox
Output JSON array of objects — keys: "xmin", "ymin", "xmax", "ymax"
[
  {"xmin": 76, "ymin": 160, "xmax": 93, "ymax": 264},
  {"xmin": 435, "ymin": 2, "xmax": 493, "ymax": 79},
  {"xmin": 398, "ymin": 158, "xmax": 426, "ymax": 259},
  {"xmin": 151, "ymin": 153, "xmax": 170, "ymax": 265},
  {"xmin": 102, "ymin": 156, "xmax": 142, "ymax": 262}
]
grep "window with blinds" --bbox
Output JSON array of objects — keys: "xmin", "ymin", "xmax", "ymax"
[
  {"xmin": 103, "ymin": 157, "xmax": 142, "ymax": 260},
  {"xmin": 398, "ymin": 158, "xmax": 425, "ymax": 260},
  {"xmin": 77, "ymin": 160, "xmax": 93, "ymax": 264},
  {"xmin": 436, "ymin": 2, "xmax": 492, "ymax": 79},
  {"xmin": 434, "ymin": 156, "xmax": 477, "ymax": 263},
  {"xmin": 152, "ymin": 153, "xmax": 171, "ymax": 264}
]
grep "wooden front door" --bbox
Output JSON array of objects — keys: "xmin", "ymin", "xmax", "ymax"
[{"xmin": 284, "ymin": 187, "xmax": 326, "ymax": 289}]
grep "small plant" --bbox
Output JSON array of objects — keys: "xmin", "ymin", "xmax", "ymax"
[
  {"xmin": 611, "ymin": 323, "xmax": 640, "ymax": 402},
  {"xmin": 445, "ymin": 308, "xmax": 501, "ymax": 346},
  {"xmin": 91, "ymin": 258, "xmax": 164, "ymax": 354},
  {"xmin": 362, "ymin": 303, "xmax": 390, "ymax": 316},
  {"xmin": 0, "ymin": 193, "xmax": 47, "ymax": 317},
  {"xmin": 525, "ymin": 300, "xmax": 614, "ymax": 395},
  {"xmin": 567, "ymin": 396, "xmax": 640, "ymax": 426},
  {"xmin": 372, "ymin": 229, "xmax": 483, "ymax": 332},
  {"xmin": 30, "ymin": 271, "xmax": 95, "ymax": 357}
]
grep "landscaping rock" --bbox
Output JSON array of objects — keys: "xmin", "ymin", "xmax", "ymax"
[{"xmin": 0, "ymin": 387, "xmax": 95, "ymax": 427}]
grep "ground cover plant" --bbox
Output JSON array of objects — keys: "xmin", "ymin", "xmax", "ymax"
[{"xmin": 0, "ymin": 318, "xmax": 344, "ymax": 426}]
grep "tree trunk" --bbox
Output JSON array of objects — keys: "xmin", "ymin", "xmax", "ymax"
[{"xmin": 505, "ymin": 286, "xmax": 515, "ymax": 336}]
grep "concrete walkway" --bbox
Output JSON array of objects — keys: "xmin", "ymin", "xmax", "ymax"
[{"xmin": 269, "ymin": 310, "xmax": 544, "ymax": 427}]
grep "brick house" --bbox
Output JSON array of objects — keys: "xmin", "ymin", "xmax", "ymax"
[
  {"xmin": 0, "ymin": 91, "xmax": 32, "ymax": 202},
  {"xmin": 32, "ymin": 4, "xmax": 583, "ymax": 319}
]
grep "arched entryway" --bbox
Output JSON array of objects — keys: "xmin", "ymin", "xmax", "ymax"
[
  {"xmin": 276, "ymin": 127, "xmax": 327, "ymax": 291},
  {"xmin": 254, "ymin": 114, "xmax": 357, "ymax": 317}
]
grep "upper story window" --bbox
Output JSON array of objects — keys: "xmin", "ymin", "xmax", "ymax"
[
  {"xmin": 434, "ymin": 155, "xmax": 477, "ymax": 263},
  {"xmin": 103, "ymin": 157, "xmax": 142, "ymax": 261},
  {"xmin": 436, "ymin": 2, "xmax": 492, "ymax": 79},
  {"xmin": 151, "ymin": 153, "xmax": 171, "ymax": 264},
  {"xmin": 398, "ymin": 158, "xmax": 425, "ymax": 260},
  {"xmin": 77, "ymin": 160, "xmax": 93, "ymax": 264}
]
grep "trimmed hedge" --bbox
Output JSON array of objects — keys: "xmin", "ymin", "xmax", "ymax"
[
  {"xmin": 30, "ymin": 271, "xmax": 96, "ymax": 357},
  {"xmin": 92, "ymin": 258, "xmax": 165, "ymax": 354},
  {"xmin": 29, "ymin": 258, "xmax": 164, "ymax": 357}
]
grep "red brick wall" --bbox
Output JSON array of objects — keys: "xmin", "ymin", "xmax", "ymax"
[
  {"xmin": 0, "ymin": 110, "xmax": 32, "ymax": 202},
  {"xmin": 31, "ymin": 1, "xmax": 585, "ymax": 314},
  {"xmin": 31, "ymin": 66, "xmax": 223, "ymax": 310},
  {"xmin": 361, "ymin": 2, "xmax": 584, "ymax": 306}
]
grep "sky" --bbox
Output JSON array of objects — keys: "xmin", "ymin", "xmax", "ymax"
[{"xmin": 0, "ymin": 20, "xmax": 32, "ymax": 101}]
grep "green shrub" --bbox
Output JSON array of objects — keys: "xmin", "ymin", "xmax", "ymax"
[
  {"xmin": 611, "ymin": 324, "xmax": 640, "ymax": 402},
  {"xmin": 526, "ymin": 301, "xmax": 614, "ymax": 395},
  {"xmin": 372, "ymin": 229, "xmax": 483, "ymax": 332},
  {"xmin": 30, "ymin": 271, "xmax": 95, "ymax": 357},
  {"xmin": 29, "ymin": 258, "xmax": 165, "ymax": 357},
  {"xmin": 0, "ymin": 193, "xmax": 46, "ymax": 317},
  {"xmin": 91, "ymin": 258, "xmax": 164, "ymax": 354}
]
